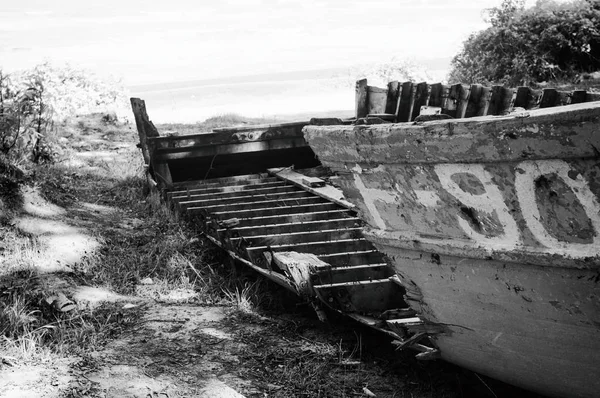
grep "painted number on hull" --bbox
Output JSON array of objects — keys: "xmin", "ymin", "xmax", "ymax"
[
  {"xmin": 435, "ymin": 160, "xmax": 600, "ymax": 257},
  {"xmin": 355, "ymin": 160, "xmax": 600, "ymax": 258}
]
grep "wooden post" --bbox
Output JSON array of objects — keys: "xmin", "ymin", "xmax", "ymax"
[
  {"xmin": 488, "ymin": 86, "xmax": 513, "ymax": 115},
  {"xmin": 130, "ymin": 98, "xmax": 160, "ymax": 165},
  {"xmin": 454, "ymin": 84, "xmax": 471, "ymax": 119},
  {"xmin": 464, "ymin": 84, "xmax": 483, "ymax": 118},
  {"xmin": 130, "ymin": 98, "xmax": 173, "ymax": 189},
  {"xmin": 428, "ymin": 83, "xmax": 443, "ymax": 108},
  {"xmin": 476, "ymin": 86, "xmax": 493, "ymax": 116},
  {"xmin": 397, "ymin": 82, "xmax": 415, "ymax": 122},
  {"xmin": 440, "ymin": 85, "xmax": 451, "ymax": 115},
  {"xmin": 355, "ymin": 79, "xmax": 369, "ymax": 119},
  {"xmin": 513, "ymin": 87, "xmax": 532, "ymax": 109},
  {"xmin": 386, "ymin": 81, "xmax": 400, "ymax": 118},
  {"xmin": 410, "ymin": 82, "xmax": 430, "ymax": 121},
  {"xmin": 367, "ymin": 85, "xmax": 388, "ymax": 115},
  {"xmin": 571, "ymin": 90, "xmax": 587, "ymax": 104},
  {"xmin": 539, "ymin": 88, "xmax": 558, "ymax": 108}
]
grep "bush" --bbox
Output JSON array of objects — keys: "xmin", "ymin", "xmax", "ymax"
[
  {"xmin": 448, "ymin": 0, "xmax": 600, "ymax": 85},
  {"xmin": 0, "ymin": 63, "xmax": 129, "ymax": 163}
]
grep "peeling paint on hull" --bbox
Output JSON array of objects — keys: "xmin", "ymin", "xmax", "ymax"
[{"xmin": 304, "ymin": 102, "xmax": 600, "ymax": 398}]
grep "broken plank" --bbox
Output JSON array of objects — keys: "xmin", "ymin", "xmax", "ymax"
[
  {"xmin": 272, "ymin": 251, "xmax": 330, "ymax": 296},
  {"xmin": 268, "ymin": 167, "xmax": 355, "ymax": 209}
]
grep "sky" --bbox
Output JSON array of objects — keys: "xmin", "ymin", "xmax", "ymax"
[{"xmin": 0, "ymin": 0, "xmax": 551, "ymax": 86}]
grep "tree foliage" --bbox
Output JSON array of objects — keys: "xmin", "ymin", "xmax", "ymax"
[
  {"xmin": 448, "ymin": 0, "xmax": 600, "ymax": 85},
  {"xmin": 0, "ymin": 63, "xmax": 128, "ymax": 163}
]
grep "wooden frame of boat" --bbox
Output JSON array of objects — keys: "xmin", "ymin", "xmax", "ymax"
[{"xmin": 132, "ymin": 79, "xmax": 600, "ymax": 398}]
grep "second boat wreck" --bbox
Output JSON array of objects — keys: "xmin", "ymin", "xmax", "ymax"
[{"xmin": 131, "ymin": 80, "xmax": 600, "ymax": 398}]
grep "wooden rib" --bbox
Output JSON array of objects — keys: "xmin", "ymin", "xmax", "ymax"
[
  {"xmin": 571, "ymin": 90, "xmax": 588, "ymax": 104},
  {"xmin": 386, "ymin": 81, "xmax": 400, "ymax": 118},
  {"xmin": 224, "ymin": 217, "xmax": 360, "ymax": 237},
  {"xmin": 397, "ymin": 82, "xmax": 415, "ymax": 122},
  {"xmin": 464, "ymin": 84, "xmax": 483, "ymax": 118},
  {"xmin": 488, "ymin": 86, "xmax": 514, "ymax": 115},
  {"xmin": 202, "ymin": 202, "xmax": 340, "ymax": 219},
  {"xmin": 318, "ymin": 250, "xmax": 384, "ymax": 266},
  {"xmin": 187, "ymin": 196, "xmax": 326, "ymax": 213},
  {"xmin": 247, "ymin": 238, "xmax": 372, "ymax": 256},
  {"xmin": 170, "ymin": 175, "xmax": 279, "ymax": 192},
  {"xmin": 313, "ymin": 263, "xmax": 393, "ymax": 284},
  {"xmin": 539, "ymin": 88, "xmax": 558, "ymax": 108},
  {"xmin": 218, "ymin": 209, "xmax": 355, "ymax": 228},
  {"xmin": 230, "ymin": 227, "xmax": 363, "ymax": 246},
  {"xmin": 172, "ymin": 184, "xmax": 298, "ymax": 202},
  {"xmin": 410, "ymin": 82, "xmax": 430, "ymax": 121},
  {"xmin": 176, "ymin": 189, "xmax": 310, "ymax": 208},
  {"xmin": 356, "ymin": 78, "xmax": 369, "ymax": 118}
]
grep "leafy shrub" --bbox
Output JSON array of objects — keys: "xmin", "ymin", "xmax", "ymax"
[
  {"xmin": 0, "ymin": 63, "xmax": 129, "ymax": 163},
  {"xmin": 448, "ymin": 0, "xmax": 600, "ymax": 85}
]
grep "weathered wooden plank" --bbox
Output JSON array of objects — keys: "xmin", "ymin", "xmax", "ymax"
[
  {"xmin": 233, "ymin": 227, "xmax": 363, "ymax": 246},
  {"xmin": 149, "ymin": 122, "xmax": 308, "ymax": 149},
  {"xmin": 247, "ymin": 238, "xmax": 372, "ymax": 256},
  {"xmin": 314, "ymin": 279, "xmax": 406, "ymax": 314},
  {"xmin": 272, "ymin": 252, "xmax": 331, "ymax": 296},
  {"xmin": 488, "ymin": 86, "xmax": 514, "ymax": 115},
  {"xmin": 155, "ymin": 137, "xmax": 308, "ymax": 161},
  {"xmin": 367, "ymin": 86, "xmax": 388, "ymax": 115},
  {"xmin": 220, "ymin": 209, "xmax": 354, "ymax": 229},
  {"xmin": 453, "ymin": 84, "xmax": 471, "ymax": 119},
  {"xmin": 169, "ymin": 180, "xmax": 287, "ymax": 199},
  {"xmin": 571, "ymin": 90, "xmax": 587, "ymax": 104},
  {"xmin": 313, "ymin": 263, "xmax": 393, "ymax": 284},
  {"xmin": 586, "ymin": 92, "xmax": 600, "ymax": 102},
  {"xmin": 410, "ymin": 82, "xmax": 430, "ymax": 121},
  {"xmin": 539, "ymin": 88, "xmax": 558, "ymax": 108},
  {"xmin": 169, "ymin": 174, "xmax": 275, "ymax": 191},
  {"xmin": 513, "ymin": 86, "xmax": 532, "ymax": 109},
  {"xmin": 268, "ymin": 168, "xmax": 355, "ymax": 209},
  {"xmin": 172, "ymin": 184, "xmax": 300, "ymax": 203},
  {"xmin": 205, "ymin": 202, "xmax": 340, "ymax": 219},
  {"xmin": 355, "ymin": 78, "xmax": 369, "ymax": 119},
  {"xmin": 476, "ymin": 86, "xmax": 493, "ymax": 116},
  {"xmin": 464, "ymin": 84, "xmax": 483, "ymax": 118},
  {"xmin": 226, "ymin": 217, "xmax": 360, "ymax": 237},
  {"xmin": 386, "ymin": 81, "xmax": 400, "ymax": 118},
  {"xmin": 187, "ymin": 196, "xmax": 325, "ymax": 213},
  {"xmin": 428, "ymin": 83, "xmax": 444, "ymax": 108},
  {"xmin": 397, "ymin": 82, "xmax": 415, "ymax": 122},
  {"xmin": 318, "ymin": 250, "xmax": 384, "ymax": 267},
  {"xmin": 176, "ymin": 190, "xmax": 311, "ymax": 209},
  {"xmin": 130, "ymin": 98, "xmax": 160, "ymax": 165}
]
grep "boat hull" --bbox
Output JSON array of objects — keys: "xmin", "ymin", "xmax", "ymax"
[{"xmin": 304, "ymin": 102, "xmax": 600, "ymax": 398}]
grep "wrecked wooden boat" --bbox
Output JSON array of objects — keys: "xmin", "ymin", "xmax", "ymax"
[
  {"xmin": 131, "ymin": 79, "xmax": 600, "ymax": 398},
  {"xmin": 303, "ymin": 81, "xmax": 600, "ymax": 398},
  {"xmin": 130, "ymin": 98, "xmax": 440, "ymax": 361}
]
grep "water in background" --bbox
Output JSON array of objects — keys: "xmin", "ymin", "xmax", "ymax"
[{"xmin": 129, "ymin": 75, "xmax": 355, "ymax": 123}]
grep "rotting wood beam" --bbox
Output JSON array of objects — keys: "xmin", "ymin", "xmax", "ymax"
[
  {"xmin": 224, "ymin": 217, "xmax": 361, "ymax": 237},
  {"xmin": 268, "ymin": 167, "xmax": 355, "ymax": 209},
  {"xmin": 177, "ymin": 190, "xmax": 311, "ymax": 208},
  {"xmin": 154, "ymin": 137, "xmax": 308, "ymax": 161},
  {"xmin": 183, "ymin": 196, "xmax": 325, "ymax": 213},
  {"xmin": 216, "ymin": 209, "xmax": 355, "ymax": 228},
  {"xmin": 206, "ymin": 202, "xmax": 339, "ymax": 219},
  {"xmin": 170, "ymin": 181, "xmax": 291, "ymax": 201},
  {"xmin": 171, "ymin": 184, "xmax": 300, "ymax": 203}
]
